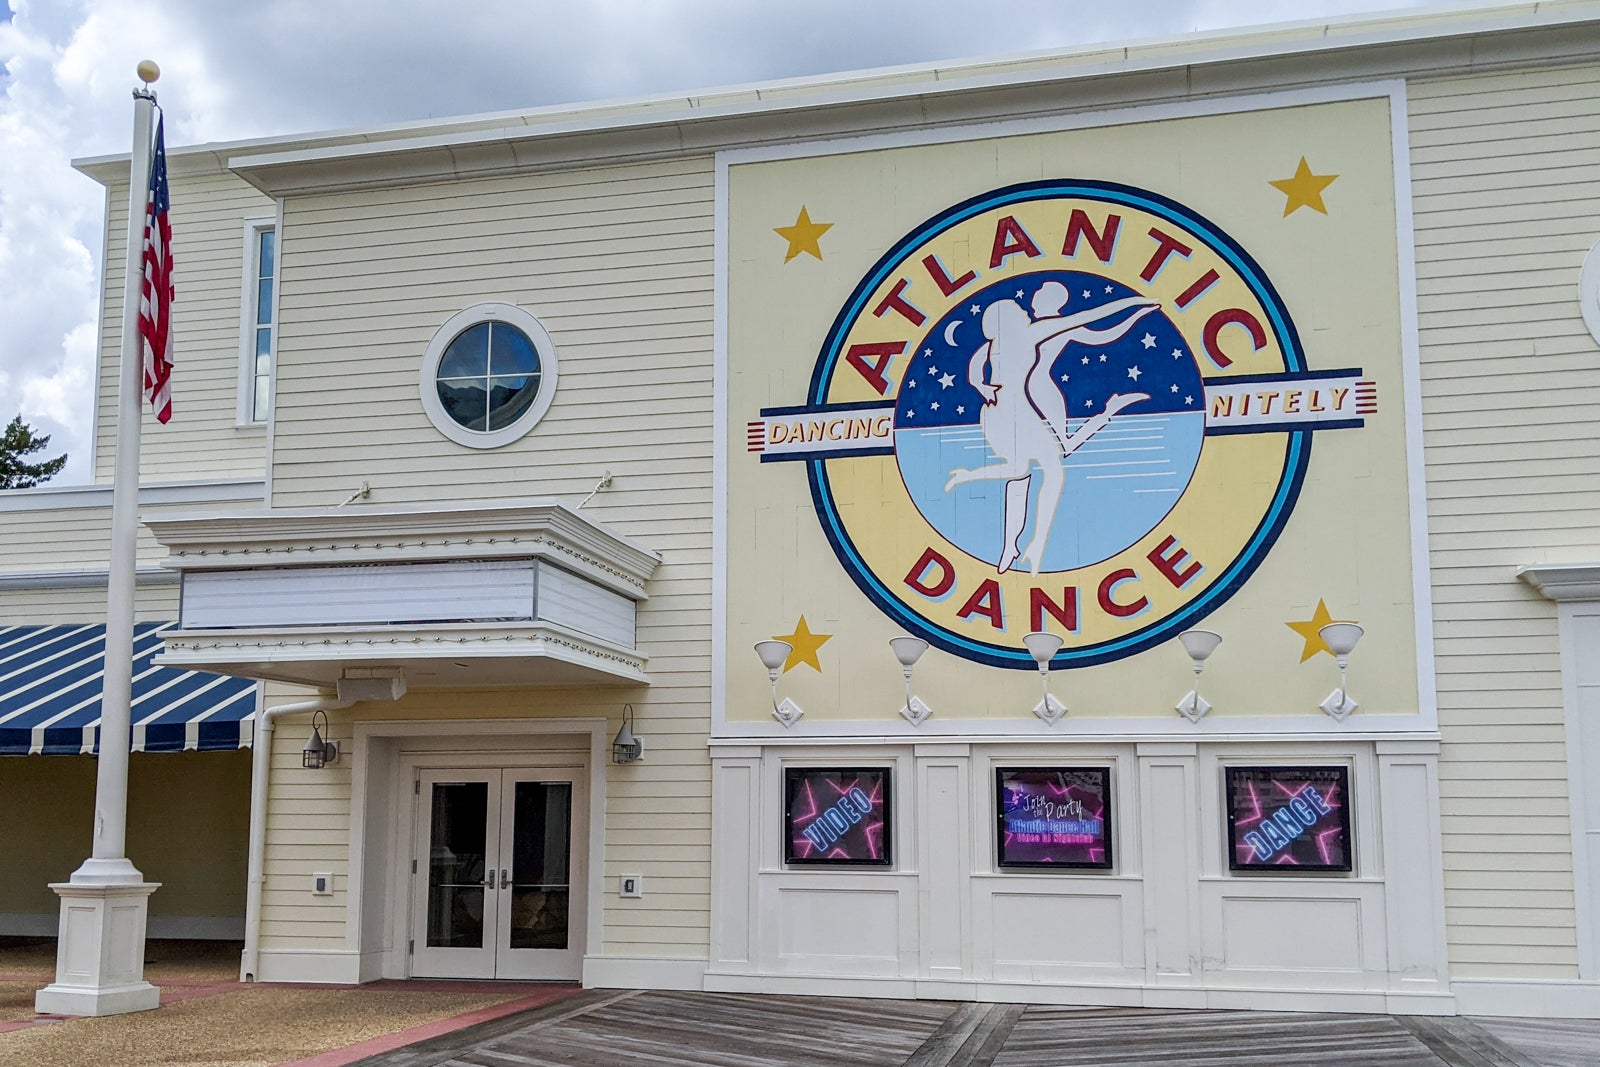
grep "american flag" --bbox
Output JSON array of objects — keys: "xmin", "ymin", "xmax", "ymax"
[{"xmin": 139, "ymin": 114, "xmax": 174, "ymax": 424}]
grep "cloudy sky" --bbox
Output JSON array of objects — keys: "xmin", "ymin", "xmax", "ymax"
[{"xmin": 0, "ymin": 0, "xmax": 1489, "ymax": 483}]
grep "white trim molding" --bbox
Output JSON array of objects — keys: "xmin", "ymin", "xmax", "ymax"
[
  {"xmin": 1519, "ymin": 562, "xmax": 1600, "ymax": 602},
  {"xmin": 1453, "ymin": 978, "xmax": 1600, "ymax": 1020},
  {"xmin": 583, "ymin": 954, "xmax": 708, "ymax": 991},
  {"xmin": 235, "ymin": 215, "xmax": 278, "ymax": 428},
  {"xmin": 0, "ymin": 478, "xmax": 265, "ymax": 513}
]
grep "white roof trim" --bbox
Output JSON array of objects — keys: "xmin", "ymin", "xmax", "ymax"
[
  {"xmin": 74, "ymin": 3, "xmax": 1600, "ymax": 189},
  {"xmin": 0, "ymin": 478, "xmax": 265, "ymax": 513}
]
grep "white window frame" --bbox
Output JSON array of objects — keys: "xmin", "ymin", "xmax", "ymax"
[
  {"xmin": 236, "ymin": 216, "xmax": 279, "ymax": 427},
  {"xmin": 419, "ymin": 301, "xmax": 560, "ymax": 449}
]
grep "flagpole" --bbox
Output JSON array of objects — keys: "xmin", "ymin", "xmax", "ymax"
[{"xmin": 35, "ymin": 61, "xmax": 164, "ymax": 1018}]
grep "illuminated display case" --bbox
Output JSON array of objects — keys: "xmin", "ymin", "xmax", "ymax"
[
  {"xmin": 995, "ymin": 767, "xmax": 1113, "ymax": 870},
  {"xmin": 1225, "ymin": 766, "xmax": 1353, "ymax": 873},
  {"xmin": 783, "ymin": 767, "xmax": 893, "ymax": 866}
]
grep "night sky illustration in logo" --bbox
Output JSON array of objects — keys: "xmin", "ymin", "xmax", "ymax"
[
  {"xmin": 748, "ymin": 180, "xmax": 1378, "ymax": 669},
  {"xmin": 1226, "ymin": 766, "xmax": 1352, "ymax": 872},
  {"xmin": 996, "ymin": 767, "xmax": 1112, "ymax": 869},
  {"xmin": 784, "ymin": 767, "xmax": 892, "ymax": 865}
]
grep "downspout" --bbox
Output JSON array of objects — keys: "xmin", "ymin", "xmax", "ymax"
[{"xmin": 240, "ymin": 696, "xmax": 352, "ymax": 983}]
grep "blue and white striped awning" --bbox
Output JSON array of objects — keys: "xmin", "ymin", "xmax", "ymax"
[{"xmin": 0, "ymin": 622, "xmax": 259, "ymax": 756}]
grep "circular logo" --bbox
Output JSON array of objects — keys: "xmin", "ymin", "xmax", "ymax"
[{"xmin": 806, "ymin": 180, "xmax": 1310, "ymax": 669}]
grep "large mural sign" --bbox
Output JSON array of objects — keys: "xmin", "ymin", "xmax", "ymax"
[
  {"xmin": 726, "ymin": 97, "xmax": 1420, "ymax": 723},
  {"xmin": 747, "ymin": 182, "xmax": 1376, "ymax": 668}
]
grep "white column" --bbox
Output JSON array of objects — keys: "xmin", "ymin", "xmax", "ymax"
[{"xmin": 35, "ymin": 76, "xmax": 161, "ymax": 1018}]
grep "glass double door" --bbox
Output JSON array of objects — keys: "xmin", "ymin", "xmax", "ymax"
[{"xmin": 411, "ymin": 767, "xmax": 584, "ymax": 979}]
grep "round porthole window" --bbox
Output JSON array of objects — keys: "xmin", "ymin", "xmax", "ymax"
[{"xmin": 419, "ymin": 302, "xmax": 559, "ymax": 448}]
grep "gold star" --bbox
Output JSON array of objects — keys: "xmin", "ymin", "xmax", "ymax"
[
  {"xmin": 1286, "ymin": 599, "xmax": 1337, "ymax": 662},
  {"xmin": 774, "ymin": 206, "xmax": 832, "ymax": 263},
  {"xmin": 1269, "ymin": 157, "xmax": 1338, "ymax": 217},
  {"xmin": 773, "ymin": 615, "xmax": 832, "ymax": 673}
]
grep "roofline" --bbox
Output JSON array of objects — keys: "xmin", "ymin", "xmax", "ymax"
[{"xmin": 71, "ymin": 1, "xmax": 1600, "ymax": 188}]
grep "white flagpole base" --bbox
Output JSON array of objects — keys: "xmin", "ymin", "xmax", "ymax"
[{"xmin": 34, "ymin": 880, "xmax": 162, "ymax": 1017}]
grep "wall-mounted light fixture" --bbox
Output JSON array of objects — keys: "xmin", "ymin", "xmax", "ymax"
[
  {"xmin": 1317, "ymin": 622, "xmax": 1364, "ymax": 722},
  {"xmin": 612, "ymin": 703, "xmax": 644, "ymax": 764},
  {"xmin": 301, "ymin": 709, "xmax": 339, "ymax": 769},
  {"xmin": 754, "ymin": 640, "xmax": 803, "ymax": 727},
  {"xmin": 1175, "ymin": 629, "xmax": 1223, "ymax": 724},
  {"xmin": 1022, "ymin": 631, "xmax": 1066, "ymax": 725},
  {"xmin": 888, "ymin": 636, "xmax": 931, "ymax": 726}
]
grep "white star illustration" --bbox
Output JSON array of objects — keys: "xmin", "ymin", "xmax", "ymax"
[
  {"xmin": 1084, "ymin": 399, "xmax": 1094, "ymax": 409},
  {"xmin": 1185, "ymin": 396, "xmax": 1194, "ymax": 405},
  {"xmin": 1099, "ymin": 354, "xmax": 1108, "ymax": 362},
  {"xmin": 1059, "ymin": 373, "xmax": 1070, "ymax": 383},
  {"xmin": 931, "ymin": 401, "xmax": 940, "ymax": 411},
  {"xmin": 909, "ymin": 379, "xmax": 917, "ymax": 388},
  {"xmin": 1016, "ymin": 289, "xmax": 1025, "ymax": 298},
  {"xmin": 1105, "ymin": 285, "xmax": 1114, "ymax": 294},
  {"xmin": 1082, "ymin": 289, "xmax": 1092, "ymax": 299},
  {"xmin": 970, "ymin": 304, "xmax": 981, "ymax": 315},
  {"xmin": 923, "ymin": 348, "xmax": 932, "ymax": 357},
  {"xmin": 1170, "ymin": 384, "xmax": 1179, "ymax": 393},
  {"xmin": 939, "ymin": 373, "xmax": 955, "ymax": 388},
  {"xmin": 956, "ymin": 405, "xmax": 965, "ymax": 415},
  {"xmin": 1128, "ymin": 366, "xmax": 1142, "ymax": 382},
  {"xmin": 907, "ymin": 409, "xmax": 916, "ymax": 418},
  {"xmin": 1141, "ymin": 333, "xmax": 1156, "ymax": 349},
  {"xmin": 1081, "ymin": 356, "xmax": 1090, "ymax": 365},
  {"xmin": 1171, "ymin": 348, "xmax": 1183, "ymax": 359}
]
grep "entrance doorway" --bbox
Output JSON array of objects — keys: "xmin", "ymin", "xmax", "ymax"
[{"xmin": 410, "ymin": 767, "xmax": 586, "ymax": 979}]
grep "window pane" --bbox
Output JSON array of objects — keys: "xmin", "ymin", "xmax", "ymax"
[
  {"xmin": 425, "ymin": 782, "xmax": 489, "ymax": 949},
  {"xmin": 488, "ymin": 323, "xmax": 540, "ymax": 376},
  {"xmin": 508, "ymin": 782, "xmax": 571, "ymax": 950},
  {"xmin": 438, "ymin": 378, "xmax": 488, "ymax": 431},
  {"xmin": 256, "ymin": 328, "xmax": 271, "ymax": 358},
  {"xmin": 253, "ymin": 374, "xmax": 270, "ymax": 422},
  {"xmin": 439, "ymin": 323, "xmax": 490, "ymax": 379},
  {"xmin": 486, "ymin": 373, "xmax": 541, "ymax": 431},
  {"xmin": 256, "ymin": 280, "xmax": 273, "ymax": 325},
  {"xmin": 258, "ymin": 228, "xmax": 275, "ymax": 277}
]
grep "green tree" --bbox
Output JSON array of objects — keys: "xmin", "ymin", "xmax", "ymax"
[{"xmin": 0, "ymin": 415, "xmax": 68, "ymax": 490}]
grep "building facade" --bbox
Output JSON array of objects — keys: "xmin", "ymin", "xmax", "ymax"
[{"xmin": 5, "ymin": 2, "xmax": 1600, "ymax": 1018}]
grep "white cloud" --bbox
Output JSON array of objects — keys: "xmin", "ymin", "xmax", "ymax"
[{"xmin": 0, "ymin": 0, "xmax": 1456, "ymax": 484}]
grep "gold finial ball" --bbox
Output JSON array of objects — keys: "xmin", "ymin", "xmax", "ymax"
[{"xmin": 136, "ymin": 60, "xmax": 160, "ymax": 85}]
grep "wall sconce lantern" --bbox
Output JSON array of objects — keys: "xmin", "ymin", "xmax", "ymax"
[
  {"xmin": 612, "ymin": 703, "xmax": 645, "ymax": 764},
  {"xmin": 888, "ymin": 636, "xmax": 932, "ymax": 726},
  {"xmin": 754, "ymin": 639, "xmax": 804, "ymax": 728},
  {"xmin": 1175, "ymin": 629, "xmax": 1223, "ymax": 724},
  {"xmin": 1022, "ymin": 631, "xmax": 1067, "ymax": 725},
  {"xmin": 301, "ymin": 709, "xmax": 339, "ymax": 769},
  {"xmin": 1317, "ymin": 622, "xmax": 1364, "ymax": 722}
]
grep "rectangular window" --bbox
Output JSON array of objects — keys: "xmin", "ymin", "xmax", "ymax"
[
  {"xmin": 1225, "ymin": 765, "xmax": 1352, "ymax": 873},
  {"xmin": 995, "ymin": 767, "xmax": 1113, "ymax": 870},
  {"xmin": 239, "ymin": 220, "xmax": 276, "ymax": 424},
  {"xmin": 783, "ymin": 767, "xmax": 892, "ymax": 866}
]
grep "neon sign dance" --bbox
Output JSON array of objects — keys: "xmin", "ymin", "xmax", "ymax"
[{"xmin": 1226, "ymin": 766, "xmax": 1352, "ymax": 872}]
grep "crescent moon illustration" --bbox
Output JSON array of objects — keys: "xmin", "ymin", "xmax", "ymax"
[{"xmin": 943, "ymin": 320, "xmax": 961, "ymax": 347}]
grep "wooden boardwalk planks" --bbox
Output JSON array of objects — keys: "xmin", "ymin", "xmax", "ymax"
[{"xmin": 350, "ymin": 990, "xmax": 1599, "ymax": 1067}]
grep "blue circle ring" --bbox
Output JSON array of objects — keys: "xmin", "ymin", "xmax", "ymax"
[{"xmin": 807, "ymin": 179, "xmax": 1311, "ymax": 670}]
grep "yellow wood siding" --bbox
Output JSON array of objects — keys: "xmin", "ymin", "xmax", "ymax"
[
  {"xmin": 1411, "ymin": 63, "xmax": 1600, "ymax": 980},
  {"xmin": 257, "ymin": 156, "xmax": 715, "ymax": 960},
  {"xmin": 92, "ymin": 170, "xmax": 274, "ymax": 484}
]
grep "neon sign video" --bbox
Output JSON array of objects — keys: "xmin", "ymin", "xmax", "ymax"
[
  {"xmin": 1226, "ymin": 766, "xmax": 1352, "ymax": 873},
  {"xmin": 784, "ymin": 768, "xmax": 892, "ymax": 866},
  {"xmin": 996, "ymin": 767, "xmax": 1113, "ymax": 870}
]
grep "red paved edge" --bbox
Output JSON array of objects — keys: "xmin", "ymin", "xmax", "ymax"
[{"xmin": 277, "ymin": 984, "xmax": 583, "ymax": 1067}]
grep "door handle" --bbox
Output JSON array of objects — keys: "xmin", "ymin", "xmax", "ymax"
[
  {"xmin": 501, "ymin": 869, "xmax": 509, "ymax": 889},
  {"xmin": 486, "ymin": 869, "xmax": 496, "ymax": 890}
]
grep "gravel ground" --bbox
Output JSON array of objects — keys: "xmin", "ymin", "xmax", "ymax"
[{"xmin": 0, "ymin": 939, "xmax": 523, "ymax": 1066}]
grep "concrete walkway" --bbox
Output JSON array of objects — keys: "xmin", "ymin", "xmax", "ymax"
[{"xmin": 348, "ymin": 989, "xmax": 1600, "ymax": 1067}]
